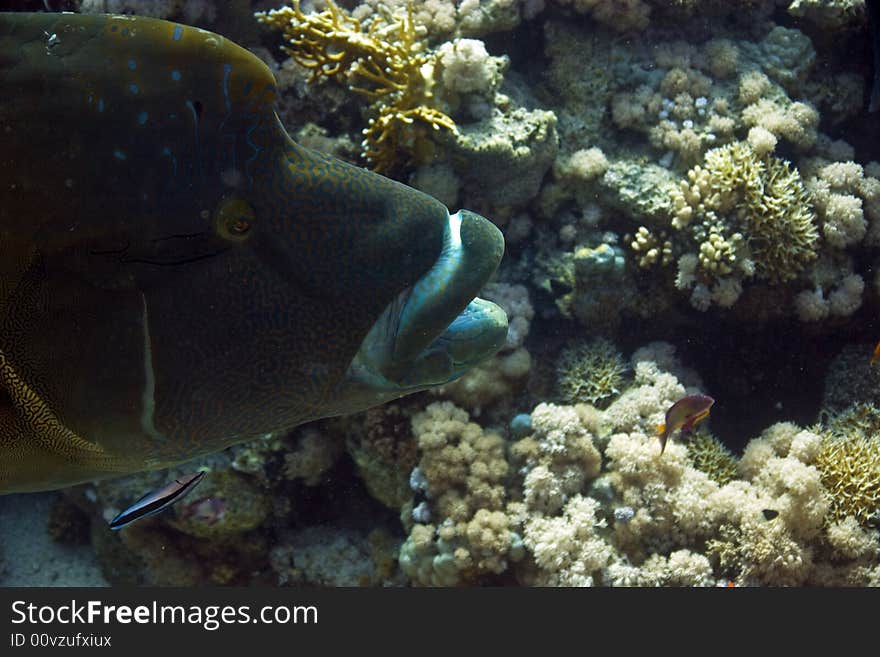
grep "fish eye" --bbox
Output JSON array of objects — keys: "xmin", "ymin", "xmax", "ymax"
[{"xmin": 214, "ymin": 197, "xmax": 255, "ymax": 242}]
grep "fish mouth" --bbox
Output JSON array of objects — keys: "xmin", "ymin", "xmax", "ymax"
[{"xmin": 335, "ymin": 209, "xmax": 508, "ymax": 410}]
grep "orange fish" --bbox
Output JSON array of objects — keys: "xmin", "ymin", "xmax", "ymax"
[
  {"xmin": 871, "ymin": 341, "xmax": 880, "ymax": 366},
  {"xmin": 657, "ymin": 394, "xmax": 715, "ymax": 454}
]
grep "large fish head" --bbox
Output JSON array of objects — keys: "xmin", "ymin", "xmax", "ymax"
[
  {"xmin": 0, "ymin": 12, "xmax": 506, "ymax": 491},
  {"xmin": 251, "ymin": 139, "xmax": 508, "ymax": 418}
]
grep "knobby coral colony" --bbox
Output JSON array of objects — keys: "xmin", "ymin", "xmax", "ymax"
[
  {"xmin": 256, "ymin": 0, "xmax": 457, "ymax": 175},
  {"xmin": 673, "ymin": 141, "xmax": 818, "ymax": 284},
  {"xmin": 665, "ymin": 141, "xmax": 819, "ymax": 311}
]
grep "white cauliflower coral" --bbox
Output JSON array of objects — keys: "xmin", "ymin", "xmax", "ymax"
[
  {"xmin": 602, "ymin": 358, "xmax": 688, "ymax": 435},
  {"xmin": 399, "ymin": 401, "xmax": 516, "ymax": 586},
  {"xmin": 794, "ymin": 287, "xmax": 831, "ymax": 322},
  {"xmin": 519, "ymin": 403, "xmax": 602, "ymax": 515},
  {"xmin": 513, "ymin": 351, "xmax": 879, "ymax": 587},
  {"xmin": 806, "ymin": 159, "xmax": 880, "ymax": 249},
  {"xmin": 402, "ymin": 347, "xmax": 880, "ymax": 587},
  {"xmin": 601, "ymin": 402, "xmax": 839, "ymax": 586},
  {"xmin": 436, "ymin": 38, "xmax": 503, "ymax": 95},
  {"xmin": 554, "ymin": 147, "xmax": 609, "ymax": 183},
  {"xmin": 794, "ymin": 272, "xmax": 864, "ymax": 322},
  {"xmin": 522, "ymin": 495, "xmax": 615, "ymax": 586}
]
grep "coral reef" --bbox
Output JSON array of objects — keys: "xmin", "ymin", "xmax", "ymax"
[
  {"xmin": 508, "ymin": 348, "xmax": 880, "ymax": 586},
  {"xmin": 536, "ymin": 238, "xmax": 641, "ymax": 333},
  {"xmin": 345, "ymin": 403, "xmax": 420, "ymax": 510},
  {"xmin": 349, "ymin": 0, "xmax": 527, "ymax": 40},
  {"xmin": 606, "ymin": 32, "xmax": 822, "ymax": 166},
  {"xmin": 440, "ymin": 103, "xmax": 558, "ymax": 209},
  {"xmin": 555, "ymin": 338, "xmax": 628, "ymax": 407},
  {"xmin": 520, "ymin": 494, "xmax": 615, "ymax": 586},
  {"xmin": 399, "ymin": 401, "xmax": 518, "ymax": 585},
  {"xmin": 271, "ymin": 526, "xmax": 401, "ymax": 586},
  {"xmin": 434, "ymin": 345, "xmax": 531, "ymax": 414},
  {"xmin": 167, "ymin": 471, "xmax": 270, "ymax": 539},
  {"xmin": 283, "ymin": 426, "xmax": 345, "ymax": 486},
  {"xmin": 822, "ymin": 344, "xmax": 880, "ymax": 414},
  {"xmin": 514, "ymin": 403, "xmax": 603, "ymax": 508},
  {"xmin": 28, "ymin": 0, "xmax": 880, "ymax": 589},
  {"xmin": 815, "ymin": 431, "xmax": 880, "ymax": 526},
  {"xmin": 256, "ymin": 0, "xmax": 457, "ymax": 174},
  {"xmin": 685, "ymin": 430, "xmax": 739, "ymax": 486},
  {"xmin": 787, "ymin": 0, "xmax": 865, "ymax": 30},
  {"xmin": 524, "ymin": 14, "xmax": 868, "ymax": 328},
  {"xmin": 668, "ymin": 141, "xmax": 818, "ymax": 308},
  {"xmin": 554, "ymin": 0, "xmax": 651, "ymax": 33},
  {"xmin": 80, "ymin": 0, "xmax": 218, "ymax": 23}
]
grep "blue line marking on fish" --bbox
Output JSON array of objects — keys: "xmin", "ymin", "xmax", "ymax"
[{"xmin": 109, "ymin": 471, "xmax": 206, "ymax": 530}]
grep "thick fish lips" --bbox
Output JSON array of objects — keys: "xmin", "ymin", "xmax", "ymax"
[
  {"xmin": 359, "ymin": 208, "xmax": 508, "ymax": 391},
  {"xmin": 390, "ymin": 208, "xmax": 508, "ymax": 385}
]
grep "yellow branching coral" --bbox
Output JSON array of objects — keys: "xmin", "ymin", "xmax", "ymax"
[{"xmin": 256, "ymin": 0, "xmax": 456, "ymax": 174}]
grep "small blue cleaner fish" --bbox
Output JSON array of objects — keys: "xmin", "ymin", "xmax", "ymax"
[
  {"xmin": 109, "ymin": 471, "xmax": 206, "ymax": 530},
  {"xmin": 656, "ymin": 394, "xmax": 715, "ymax": 455}
]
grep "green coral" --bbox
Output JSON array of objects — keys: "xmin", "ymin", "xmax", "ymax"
[
  {"xmin": 569, "ymin": 244, "xmax": 635, "ymax": 332},
  {"xmin": 556, "ymin": 338, "xmax": 629, "ymax": 407},
  {"xmin": 743, "ymin": 26, "xmax": 816, "ymax": 91},
  {"xmin": 685, "ymin": 431, "xmax": 738, "ymax": 485}
]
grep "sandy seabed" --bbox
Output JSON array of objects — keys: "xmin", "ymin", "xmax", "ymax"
[{"xmin": 0, "ymin": 492, "xmax": 107, "ymax": 587}]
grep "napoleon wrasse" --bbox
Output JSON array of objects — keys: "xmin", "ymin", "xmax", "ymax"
[{"xmin": 0, "ymin": 12, "xmax": 508, "ymax": 492}]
